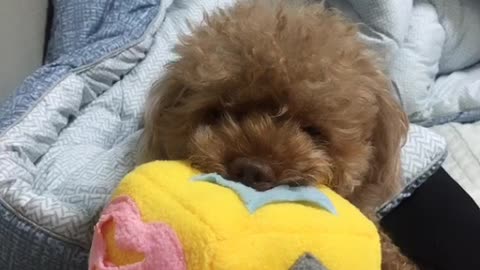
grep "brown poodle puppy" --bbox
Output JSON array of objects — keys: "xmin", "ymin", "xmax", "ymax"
[{"xmin": 141, "ymin": 0, "xmax": 414, "ymax": 269}]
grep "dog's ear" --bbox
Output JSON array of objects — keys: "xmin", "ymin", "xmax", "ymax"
[
  {"xmin": 370, "ymin": 83, "xmax": 409, "ymax": 202},
  {"xmin": 347, "ymin": 81, "xmax": 408, "ymax": 214},
  {"xmin": 147, "ymin": 76, "xmax": 191, "ymax": 115},
  {"xmin": 139, "ymin": 75, "xmax": 191, "ymax": 163}
]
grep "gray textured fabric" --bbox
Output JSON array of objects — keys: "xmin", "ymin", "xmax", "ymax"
[
  {"xmin": 0, "ymin": 18, "xmax": 163, "ymax": 247},
  {"xmin": 0, "ymin": 0, "xmax": 162, "ymax": 133},
  {"xmin": 290, "ymin": 253, "xmax": 328, "ymax": 270}
]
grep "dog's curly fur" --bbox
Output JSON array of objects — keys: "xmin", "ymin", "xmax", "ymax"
[{"xmin": 140, "ymin": 0, "xmax": 415, "ymax": 269}]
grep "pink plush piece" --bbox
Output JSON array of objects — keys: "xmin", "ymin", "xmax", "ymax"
[{"xmin": 89, "ymin": 196, "xmax": 186, "ymax": 270}]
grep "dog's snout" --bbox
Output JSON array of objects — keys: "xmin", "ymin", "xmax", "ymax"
[{"xmin": 227, "ymin": 158, "xmax": 275, "ymax": 190}]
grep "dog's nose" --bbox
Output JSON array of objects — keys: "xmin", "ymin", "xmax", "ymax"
[{"xmin": 227, "ymin": 158, "xmax": 275, "ymax": 190}]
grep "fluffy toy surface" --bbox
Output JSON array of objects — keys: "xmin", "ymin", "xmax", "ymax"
[{"xmin": 89, "ymin": 161, "xmax": 380, "ymax": 270}]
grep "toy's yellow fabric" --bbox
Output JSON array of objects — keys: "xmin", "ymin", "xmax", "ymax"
[{"xmin": 103, "ymin": 161, "xmax": 380, "ymax": 270}]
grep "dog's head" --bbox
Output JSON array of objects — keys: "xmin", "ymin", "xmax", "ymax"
[{"xmin": 142, "ymin": 1, "xmax": 408, "ymax": 197}]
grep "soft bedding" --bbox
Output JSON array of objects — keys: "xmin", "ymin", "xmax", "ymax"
[
  {"xmin": 0, "ymin": 0, "xmax": 169, "ymax": 269},
  {"xmin": 0, "ymin": 0, "xmax": 462, "ymax": 269},
  {"xmin": 327, "ymin": 0, "xmax": 480, "ymax": 126}
]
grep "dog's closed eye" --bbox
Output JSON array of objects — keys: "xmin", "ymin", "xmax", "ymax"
[
  {"xmin": 302, "ymin": 126, "xmax": 321, "ymax": 136},
  {"xmin": 301, "ymin": 126, "xmax": 327, "ymax": 143},
  {"xmin": 205, "ymin": 109, "xmax": 223, "ymax": 124}
]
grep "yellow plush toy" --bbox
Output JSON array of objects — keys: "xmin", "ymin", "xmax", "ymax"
[{"xmin": 89, "ymin": 161, "xmax": 380, "ymax": 270}]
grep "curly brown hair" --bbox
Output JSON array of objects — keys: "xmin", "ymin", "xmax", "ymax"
[{"xmin": 141, "ymin": 1, "xmax": 414, "ymax": 269}]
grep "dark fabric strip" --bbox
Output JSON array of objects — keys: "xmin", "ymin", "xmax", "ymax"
[{"xmin": 381, "ymin": 168, "xmax": 480, "ymax": 270}]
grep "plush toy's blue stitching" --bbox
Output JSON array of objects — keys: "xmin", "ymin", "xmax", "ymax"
[{"xmin": 192, "ymin": 173, "xmax": 337, "ymax": 215}]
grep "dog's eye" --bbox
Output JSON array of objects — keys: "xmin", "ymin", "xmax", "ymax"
[
  {"xmin": 302, "ymin": 126, "xmax": 322, "ymax": 137},
  {"xmin": 205, "ymin": 109, "xmax": 222, "ymax": 124}
]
